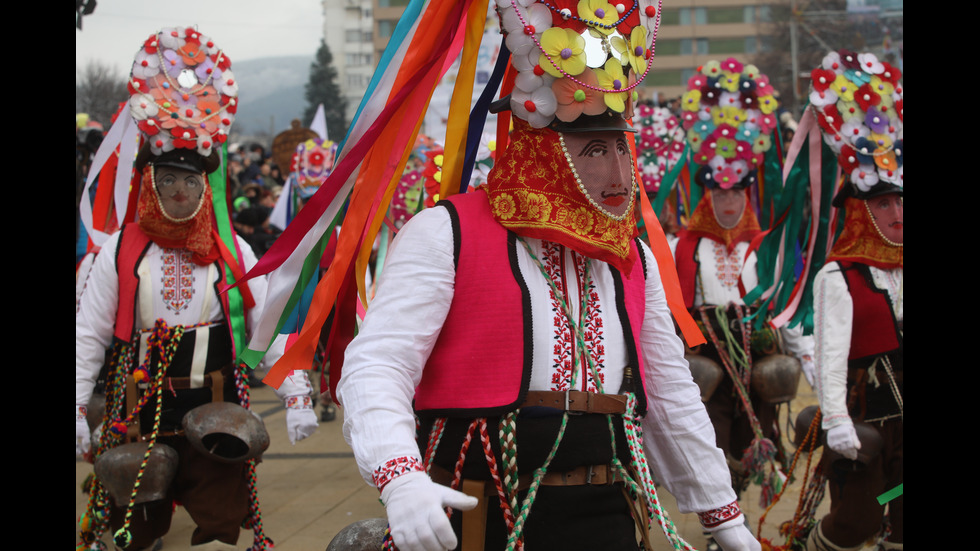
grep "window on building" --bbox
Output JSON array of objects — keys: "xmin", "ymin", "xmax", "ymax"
[
  {"xmin": 345, "ymin": 29, "xmax": 362, "ymax": 43},
  {"xmin": 745, "ymin": 36, "xmax": 758, "ymax": 54},
  {"xmin": 758, "ymin": 5, "xmax": 773, "ymax": 22},
  {"xmin": 656, "ymin": 39, "xmax": 682, "ymax": 56},
  {"xmin": 680, "ymin": 38, "xmax": 708, "ymax": 55},
  {"xmin": 378, "ymin": 20, "xmax": 395, "ymax": 39},
  {"xmin": 645, "ymin": 69, "xmax": 684, "ymax": 88},
  {"xmin": 707, "ymin": 7, "xmax": 745, "ymax": 24},
  {"xmin": 659, "ymin": 8, "xmax": 681, "ymax": 25},
  {"xmin": 680, "ymin": 7, "xmax": 707, "ymax": 25},
  {"xmin": 710, "ymin": 37, "xmax": 745, "ymax": 54},
  {"xmin": 681, "ymin": 67, "xmax": 697, "ymax": 86}
]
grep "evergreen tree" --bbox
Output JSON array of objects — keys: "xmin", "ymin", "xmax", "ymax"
[{"xmin": 303, "ymin": 40, "xmax": 349, "ymax": 141}]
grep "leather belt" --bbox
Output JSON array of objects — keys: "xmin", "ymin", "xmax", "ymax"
[
  {"xmin": 430, "ymin": 463, "xmax": 620, "ymax": 496},
  {"xmin": 160, "ymin": 363, "xmax": 233, "ymax": 391},
  {"xmin": 520, "ymin": 390, "xmax": 628, "ymax": 415}
]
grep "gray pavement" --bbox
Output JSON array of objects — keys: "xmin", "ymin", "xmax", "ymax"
[{"xmin": 76, "ymin": 379, "xmax": 832, "ymax": 550}]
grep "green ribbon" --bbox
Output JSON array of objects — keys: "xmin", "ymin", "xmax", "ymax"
[
  {"xmin": 209, "ymin": 145, "xmax": 248, "ymax": 360},
  {"xmin": 877, "ymin": 483, "xmax": 903, "ymax": 505}
]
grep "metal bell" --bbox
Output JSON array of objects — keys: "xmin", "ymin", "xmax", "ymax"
[
  {"xmin": 686, "ymin": 354, "xmax": 724, "ymax": 402},
  {"xmin": 750, "ymin": 354, "xmax": 802, "ymax": 404},
  {"xmin": 93, "ymin": 442, "xmax": 178, "ymax": 504},
  {"xmin": 182, "ymin": 402, "xmax": 270, "ymax": 463},
  {"xmin": 326, "ymin": 518, "xmax": 390, "ymax": 551}
]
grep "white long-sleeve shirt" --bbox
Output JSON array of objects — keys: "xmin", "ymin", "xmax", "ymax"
[
  {"xmin": 75, "ymin": 229, "xmax": 311, "ymax": 409},
  {"xmin": 812, "ymin": 261, "xmax": 903, "ymax": 429},
  {"xmin": 670, "ymin": 237, "xmax": 814, "ymax": 359},
  {"xmin": 337, "ymin": 206, "xmax": 737, "ymax": 515}
]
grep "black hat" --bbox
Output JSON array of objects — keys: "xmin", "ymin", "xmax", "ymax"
[{"xmin": 135, "ymin": 144, "xmax": 221, "ymax": 174}]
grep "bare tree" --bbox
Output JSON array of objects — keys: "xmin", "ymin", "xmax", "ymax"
[
  {"xmin": 753, "ymin": 1, "xmax": 903, "ymax": 118},
  {"xmin": 76, "ymin": 60, "xmax": 129, "ymax": 128}
]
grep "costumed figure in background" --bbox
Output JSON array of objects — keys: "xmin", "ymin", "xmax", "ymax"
[
  {"xmin": 668, "ymin": 58, "xmax": 814, "ymax": 551},
  {"xmin": 270, "ymin": 136, "xmax": 339, "ymax": 230},
  {"xmin": 333, "ymin": 2, "xmax": 760, "ymax": 550},
  {"xmin": 803, "ymin": 49, "xmax": 903, "ymax": 551},
  {"xmin": 632, "ymin": 102, "xmax": 685, "ymax": 244},
  {"xmin": 75, "ymin": 26, "xmax": 317, "ymax": 551}
]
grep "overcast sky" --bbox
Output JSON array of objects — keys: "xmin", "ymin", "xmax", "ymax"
[{"xmin": 76, "ymin": 0, "xmax": 327, "ymax": 78}]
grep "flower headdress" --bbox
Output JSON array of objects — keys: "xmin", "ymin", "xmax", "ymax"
[
  {"xmin": 128, "ymin": 26, "xmax": 238, "ymax": 159},
  {"xmin": 634, "ymin": 103, "xmax": 685, "ymax": 194},
  {"xmin": 681, "ymin": 57, "xmax": 778, "ymax": 190},
  {"xmin": 498, "ymin": 0, "xmax": 663, "ymax": 128},
  {"xmin": 292, "ymin": 138, "xmax": 339, "ymax": 199},
  {"xmin": 808, "ymin": 49, "xmax": 903, "ymax": 200}
]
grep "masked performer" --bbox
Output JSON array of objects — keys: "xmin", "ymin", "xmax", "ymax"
[
  {"xmin": 669, "ymin": 62, "xmax": 814, "ymax": 551},
  {"xmin": 335, "ymin": 3, "xmax": 761, "ymax": 550},
  {"xmin": 75, "ymin": 26, "xmax": 317, "ymax": 551},
  {"xmin": 804, "ymin": 49, "xmax": 903, "ymax": 551}
]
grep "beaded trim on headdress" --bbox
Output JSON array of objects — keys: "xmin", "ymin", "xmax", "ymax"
[
  {"xmin": 498, "ymin": 0, "xmax": 663, "ymax": 128},
  {"xmin": 681, "ymin": 57, "xmax": 778, "ymax": 189},
  {"xmin": 128, "ymin": 26, "xmax": 238, "ymax": 158},
  {"xmin": 633, "ymin": 104, "xmax": 685, "ymax": 194},
  {"xmin": 808, "ymin": 49, "xmax": 903, "ymax": 193}
]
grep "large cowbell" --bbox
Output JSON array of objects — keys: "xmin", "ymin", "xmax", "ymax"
[
  {"xmin": 94, "ymin": 442, "xmax": 179, "ymax": 504},
  {"xmin": 182, "ymin": 402, "xmax": 270, "ymax": 463}
]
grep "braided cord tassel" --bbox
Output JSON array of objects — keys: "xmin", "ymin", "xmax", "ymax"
[
  {"xmin": 232, "ymin": 363, "xmax": 274, "ymax": 551},
  {"xmin": 480, "ymin": 419, "xmax": 520, "ymax": 546},
  {"xmin": 113, "ymin": 321, "xmax": 183, "ymax": 549},
  {"xmin": 505, "ymin": 412, "xmax": 569, "ymax": 551},
  {"xmin": 423, "ymin": 417, "xmax": 447, "ymax": 472},
  {"xmin": 762, "ymin": 410, "xmax": 829, "ymax": 550},
  {"xmin": 698, "ymin": 307, "xmax": 781, "ymax": 496},
  {"xmin": 79, "ymin": 342, "xmax": 136, "ymax": 549},
  {"xmin": 498, "ymin": 412, "xmax": 521, "ymax": 527},
  {"xmin": 518, "ymin": 238, "xmax": 602, "ymax": 393},
  {"xmin": 621, "ymin": 394, "xmax": 697, "ymax": 551}
]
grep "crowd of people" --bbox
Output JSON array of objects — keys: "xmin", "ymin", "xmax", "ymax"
[{"xmin": 77, "ymin": 5, "xmax": 901, "ymax": 551}]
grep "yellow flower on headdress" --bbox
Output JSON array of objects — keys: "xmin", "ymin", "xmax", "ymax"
[
  {"xmin": 595, "ymin": 59, "xmax": 629, "ymax": 112},
  {"xmin": 711, "ymin": 106, "xmax": 745, "ymax": 127},
  {"xmin": 830, "ymin": 74, "xmax": 855, "ymax": 103},
  {"xmin": 681, "ymin": 89, "xmax": 702, "ymax": 112},
  {"xmin": 869, "ymin": 132, "xmax": 893, "ymax": 150},
  {"xmin": 539, "ymin": 28, "xmax": 587, "ymax": 78},
  {"xmin": 757, "ymin": 94, "xmax": 777, "ymax": 114},
  {"xmin": 611, "ymin": 26, "xmax": 648, "ymax": 77},
  {"xmin": 869, "ymin": 75, "xmax": 895, "ymax": 98},
  {"xmin": 577, "ymin": 0, "xmax": 619, "ymax": 37},
  {"xmin": 718, "ymin": 73, "xmax": 740, "ymax": 93}
]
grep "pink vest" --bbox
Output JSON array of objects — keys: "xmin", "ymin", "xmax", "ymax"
[{"xmin": 413, "ymin": 191, "xmax": 649, "ymax": 417}]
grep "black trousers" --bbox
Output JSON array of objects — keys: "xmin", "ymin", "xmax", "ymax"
[{"xmin": 420, "ymin": 411, "xmax": 641, "ymax": 550}]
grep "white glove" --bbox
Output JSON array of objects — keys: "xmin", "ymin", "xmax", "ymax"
[
  {"xmin": 826, "ymin": 423, "xmax": 861, "ymax": 460},
  {"xmin": 285, "ymin": 395, "xmax": 318, "ymax": 445},
  {"xmin": 380, "ymin": 471, "xmax": 478, "ymax": 551},
  {"xmin": 76, "ymin": 405, "xmax": 91, "ymax": 457},
  {"xmin": 712, "ymin": 521, "xmax": 762, "ymax": 551},
  {"xmin": 800, "ymin": 356, "xmax": 816, "ymax": 387}
]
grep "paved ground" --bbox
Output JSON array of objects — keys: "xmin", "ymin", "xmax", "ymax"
[{"xmin": 76, "ymin": 378, "xmax": 833, "ymax": 550}]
